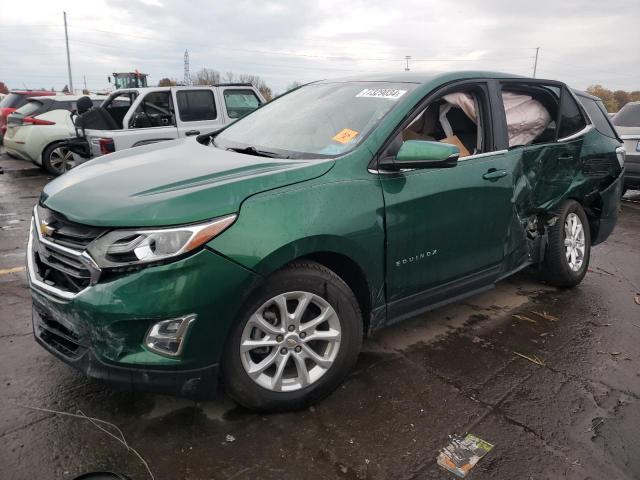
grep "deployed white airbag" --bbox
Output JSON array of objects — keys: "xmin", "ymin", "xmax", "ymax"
[
  {"xmin": 501, "ymin": 91, "xmax": 551, "ymax": 147},
  {"xmin": 441, "ymin": 91, "xmax": 551, "ymax": 147}
]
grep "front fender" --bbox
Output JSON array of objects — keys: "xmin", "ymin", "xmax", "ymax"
[{"xmin": 208, "ymin": 176, "xmax": 386, "ymax": 309}]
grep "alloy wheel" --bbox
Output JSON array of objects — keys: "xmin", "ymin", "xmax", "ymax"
[
  {"xmin": 564, "ymin": 212, "xmax": 586, "ymax": 272},
  {"xmin": 48, "ymin": 147, "xmax": 76, "ymax": 174},
  {"xmin": 240, "ymin": 291, "xmax": 342, "ymax": 392}
]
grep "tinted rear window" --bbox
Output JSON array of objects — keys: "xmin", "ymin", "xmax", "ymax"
[
  {"xmin": 0, "ymin": 93, "xmax": 27, "ymax": 109},
  {"xmin": 177, "ymin": 90, "xmax": 217, "ymax": 122},
  {"xmin": 577, "ymin": 96, "xmax": 618, "ymax": 138},
  {"xmin": 15, "ymin": 99, "xmax": 46, "ymax": 117},
  {"xmin": 612, "ymin": 103, "xmax": 640, "ymax": 127}
]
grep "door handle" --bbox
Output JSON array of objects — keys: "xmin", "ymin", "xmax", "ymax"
[
  {"xmin": 482, "ymin": 168, "xmax": 508, "ymax": 181},
  {"xmin": 185, "ymin": 130, "xmax": 200, "ymax": 136},
  {"xmin": 557, "ymin": 154, "xmax": 574, "ymax": 161}
]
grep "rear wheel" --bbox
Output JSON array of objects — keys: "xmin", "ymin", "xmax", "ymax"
[
  {"xmin": 42, "ymin": 142, "xmax": 76, "ymax": 176},
  {"xmin": 222, "ymin": 261, "xmax": 362, "ymax": 412},
  {"xmin": 541, "ymin": 200, "xmax": 591, "ymax": 288}
]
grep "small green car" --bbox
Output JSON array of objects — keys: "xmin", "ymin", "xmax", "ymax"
[{"xmin": 28, "ymin": 72, "xmax": 624, "ymax": 411}]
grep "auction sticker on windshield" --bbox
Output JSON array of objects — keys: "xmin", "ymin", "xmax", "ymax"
[
  {"xmin": 332, "ymin": 128, "xmax": 359, "ymax": 144},
  {"xmin": 356, "ymin": 88, "xmax": 407, "ymax": 100}
]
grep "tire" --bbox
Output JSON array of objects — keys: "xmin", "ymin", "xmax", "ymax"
[
  {"xmin": 222, "ymin": 261, "xmax": 363, "ymax": 412},
  {"xmin": 541, "ymin": 200, "xmax": 591, "ymax": 288},
  {"xmin": 42, "ymin": 141, "xmax": 76, "ymax": 176}
]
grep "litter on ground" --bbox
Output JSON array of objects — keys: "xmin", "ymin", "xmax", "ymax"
[
  {"xmin": 437, "ymin": 434, "xmax": 494, "ymax": 478},
  {"xmin": 513, "ymin": 351, "xmax": 545, "ymax": 366}
]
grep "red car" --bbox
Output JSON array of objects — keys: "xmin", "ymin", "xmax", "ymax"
[{"xmin": 0, "ymin": 90, "xmax": 56, "ymax": 142}]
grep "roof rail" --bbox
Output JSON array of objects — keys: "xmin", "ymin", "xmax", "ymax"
[{"xmin": 213, "ymin": 83, "xmax": 255, "ymax": 87}]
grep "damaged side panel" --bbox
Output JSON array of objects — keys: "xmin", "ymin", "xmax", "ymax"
[{"xmin": 503, "ymin": 128, "xmax": 622, "ymax": 271}]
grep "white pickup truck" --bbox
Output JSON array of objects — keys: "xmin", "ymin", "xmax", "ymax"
[{"xmin": 77, "ymin": 84, "xmax": 265, "ymax": 158}]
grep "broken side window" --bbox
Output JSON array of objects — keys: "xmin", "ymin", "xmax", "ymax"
[{"xmin": 499, "ymin": 84, "xmax": 558, "ymax": 147}]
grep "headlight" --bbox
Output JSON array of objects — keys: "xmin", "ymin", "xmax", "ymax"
[{"xmin": 88, "ymin": 214, "xmax": 236, "ymax": 268}]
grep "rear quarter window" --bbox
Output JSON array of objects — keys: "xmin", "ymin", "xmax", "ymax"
[
  {"xmin": 577, "ymin": 96, "xmax": 618, "ymax": 139},
  {"xmin": 177, "ymin": 90, "xmax": 217, "ymax": 122},
  {"xmin": 557, "ymin": 90, "xmax": 587, "ymax": 139}
]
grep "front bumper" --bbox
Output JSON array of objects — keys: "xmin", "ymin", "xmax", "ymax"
[
  {"xmin": 33, "ymin": 307, "xmax": 219, "ymax": 399},
  {"xmin": 28, "ymin": 242, "xmax": 261, "ymax": 398}
]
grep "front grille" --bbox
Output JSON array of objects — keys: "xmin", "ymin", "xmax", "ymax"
[
  {"xmin": 37, "ymin": 206, "xmax": 105, "ymax": 249},
  {"xmin": 34, "ymin": 308, "xmax": 85, "ymax": 359},
  {"xmin": 29, "ymin": 206, "xmax": 105, "ymax": 295}
]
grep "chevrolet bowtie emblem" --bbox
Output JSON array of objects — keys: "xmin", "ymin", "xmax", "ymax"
[{"xmin": 39, "ymin": 220, "xmax": 55, "ymax": 237}]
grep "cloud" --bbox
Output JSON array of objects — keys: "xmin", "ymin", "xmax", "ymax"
[{"xmin": 1, "ymin": 0, "xmax": 638, "ymax": 94}]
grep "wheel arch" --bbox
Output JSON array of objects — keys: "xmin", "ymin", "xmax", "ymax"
[
  {"xmin": 251, "ymin": 239, "xmax": 379, "ymax": 337},
  {"xmin": 40, "ymin": 138, "xmax": 68, "ymax": 165},
  {"xmin": 298, "ymin": 251, "xmax": 373, "ymax": 336}
]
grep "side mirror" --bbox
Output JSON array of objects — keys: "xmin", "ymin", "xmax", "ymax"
[{"xmin": 382, "ymin": 140, "xmax": 459, "ymax": 170}]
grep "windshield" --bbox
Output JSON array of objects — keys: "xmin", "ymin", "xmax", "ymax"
[
  {"xmin": 214, "ymin": 82, "xmax": 416, "ymax": 158},
  {"xmin": 612, "ymin": 103, "xmax": 640, "ymax": 127}
]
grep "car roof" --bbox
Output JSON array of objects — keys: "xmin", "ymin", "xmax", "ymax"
[
  {"xmin": 9, "ymin": 91, "xmax": 56, "ymax": 97},
  {"xmin": 26, "ymin": 94, "xmax": 106, "ymax": 101},
  {"xmin": 110, "ymin": 84, "xmax": 256, "ymax": 94},
  {"xmin": 313, "ymin": 70, "xmax": 525, "ymax": 85}
]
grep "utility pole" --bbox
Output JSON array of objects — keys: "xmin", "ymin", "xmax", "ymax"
[
  {"xmin": 184, "ymin": 49, "xmax": 191, "ymax": 85},
  {"xmin": 83, "ymin": 75, "xmax": 87, "ymax": 92},
  {"xmin": 404, "ymin": 55, "xmax": 411, "ymax": 72},
  {"xmin": 63, "ymin": 11, "xmax": 74, "ymax": 92},
  {"xmin": 533, "ymin": 47, "xmax": 540, "ymax": 78}
]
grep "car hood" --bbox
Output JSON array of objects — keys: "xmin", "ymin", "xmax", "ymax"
[{"xmin": 41, "ymin": 138, "xmax": 335, "ymax": 227}]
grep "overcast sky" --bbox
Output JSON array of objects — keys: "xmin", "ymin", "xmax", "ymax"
[{"xmin": 1, "ymin": 0, "xmax": 638, "ymax": 95}]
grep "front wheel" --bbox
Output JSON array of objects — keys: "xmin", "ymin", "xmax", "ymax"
[
  {"xmin": 42, "ymin": 142, "xmax": 77, "ymax": 176},
  {"xmin": 222, "ymin": 261, "xmax": 363, "ymax": 412},
  {"xmin": 541, "ymin": 200, "xmax": 591, "ymax": 288}
]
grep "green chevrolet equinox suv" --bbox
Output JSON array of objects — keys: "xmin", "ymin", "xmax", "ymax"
[{"xmin": 28, "ymin": 72, "xmax": 624, "ymax": 411}]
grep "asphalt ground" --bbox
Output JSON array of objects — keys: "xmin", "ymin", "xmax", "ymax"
[{"xmin": 1, "ymin": 150, "xmax": 639, "ymax": 480}]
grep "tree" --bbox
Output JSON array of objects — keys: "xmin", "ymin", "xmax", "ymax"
[
  {"xmin": 193, "ymin": 68, "xmax": 221, "ymax": 86},
  {"xmin": 158, "ymin": 77, "xmax": 177, "ymax": 86},
  {"xmin": 236, "ymin": 73, "xmax": 272, "ymax": 100},
  {"xmin": 613, "ymin": 90, "xmax": 630, "ymax": 110},
  {"xmin": 0, "ymin": 81, "xmax": 9, "ymax": 94},
  {"xmin": 286, "ymin": 81, "xmax": 302, "ymax": 92},
  {"xmin": 585, "ymin": 85, "xmax": 616, "ymax": 112}
]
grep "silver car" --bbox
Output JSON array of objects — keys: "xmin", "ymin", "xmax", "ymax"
[{"xmin": 612, "ymin": 101, "xmax": 640, "ymax": 193}]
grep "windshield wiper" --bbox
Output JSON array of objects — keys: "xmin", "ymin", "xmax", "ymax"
[{"xmin": 227, "ymin": 146, "xmax": 288, "ymax": 159}]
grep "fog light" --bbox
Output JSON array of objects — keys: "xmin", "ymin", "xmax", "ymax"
[{"xmin": 145, "ymin": 314, "xmax": 196, "ymax": 357}]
